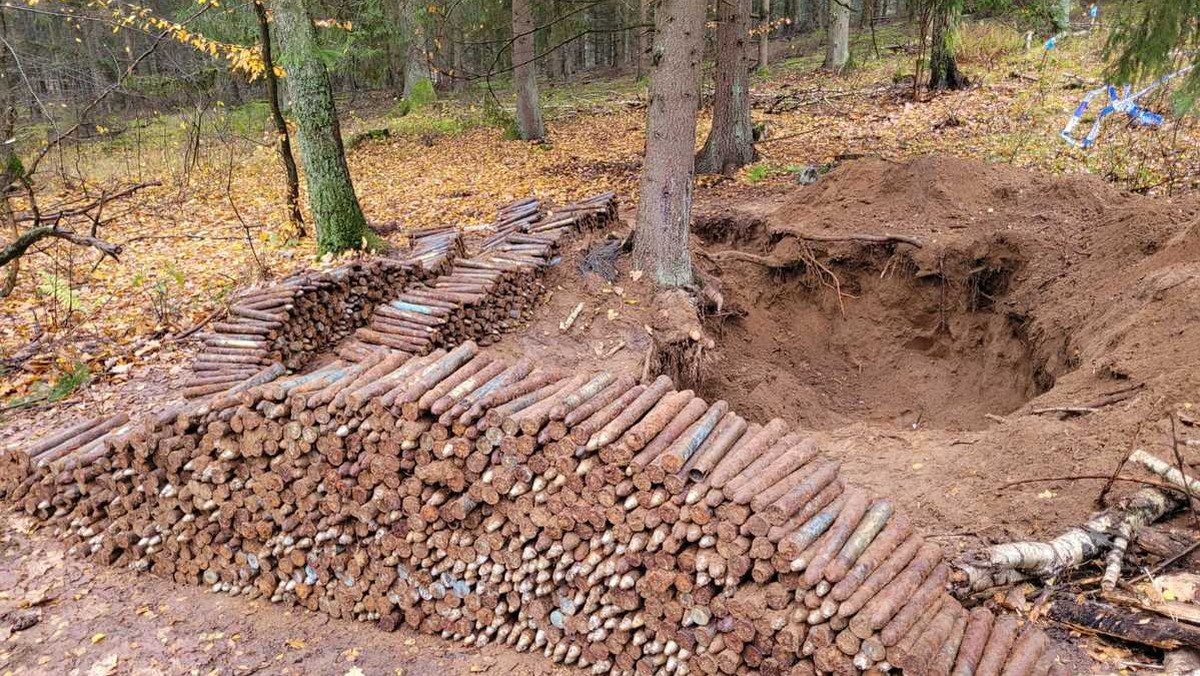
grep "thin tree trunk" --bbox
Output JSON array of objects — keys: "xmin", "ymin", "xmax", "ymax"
[
  {"xmin": 255, "ymin": 0, "xmax": 304, "ymax": 235},
  {"xmin": 759, "ymin": 0, "xmax": 771, "ymax": 68},
  {"xmin": 637, "ymin": 0, "xmax": 650, "ymax": 79},
  {"xmin": 269, "ymin": 0, "xmax": 371, "ymax": 256},
  {"xmin": 928, "ymin": 0, "xmax": 966, "ymax": 90},
  {"xmin": 697, "ymin": 0, "xmax": 756, "ymax": 175},
  {"xmin": 633, "ymin": 0, "xmax": 706, "ymax": 288},
  {"xmin": 0, "ymin": 5, "xmax": 20, "ymax": 297},
  {"xmin": 403, "ymin": 0, "xmax": 432, "ymax": 99},
  {"xmin": 512, "ymin": 0, "xmax": 545, "ymax": 141},
  {"xmin": 824, "ymin": 0, "xmax": 850, "ymax": 71}
]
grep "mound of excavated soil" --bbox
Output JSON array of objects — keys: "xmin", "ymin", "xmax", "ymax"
[{"xmin": 696, "ymin": 155, "xmax": 1200, "ymax": 557}]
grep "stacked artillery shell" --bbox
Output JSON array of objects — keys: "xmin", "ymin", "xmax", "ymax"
[
  {"xmin": 527, "ymin": 191, "xmax": 619, "ymax": 236},
  {"xmin": 12, "ymin": 344, "xmax": 1066, "ymax": 676},
  {"xmin": 183, "ymin": 241, "xmax": 453, "ymax": 394},
  {"xmin": 349, "ymin": 193, "xmax": 621, "ymax": 358}
]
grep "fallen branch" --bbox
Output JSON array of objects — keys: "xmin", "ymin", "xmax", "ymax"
[
  {"xmin": 953, "ymin": 487, "xmax": 1179, "ymax": 594},
  {"xmin": 1044, "ymin": 594, "xmax": 1200, "ymax": 650},
  {"xmin": 0, "ymin": 225, "xmax": 122, "ymax": 267},
  {"xmin": 1030, "ymin": 384, "xmax": 1145, "ymax": 417}
]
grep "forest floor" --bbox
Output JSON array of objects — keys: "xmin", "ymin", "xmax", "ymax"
[{"xmin": 3, "ymin": 17, "xmax": 1200, "ymax": 676}]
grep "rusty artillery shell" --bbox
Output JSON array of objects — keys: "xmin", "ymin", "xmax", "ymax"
[
  {"xmin": 777, "ymin": 493, "xmax": 849, "ymax": 560},
  {"xmin": 763, "ymin": 479, "xmax": 845, "ymax": 542},
  {"xmin": 416, "ymin": 354, "xmax": 494, "ymax": 413},
  {"xmin": 823, "ymin": 499, "xmax": 894, "ymax": 584},
  {"xmin": 708, "ymin": 418, "xmax": 789, "ymax": 488},
  {"xmin": 850, "ymin": 543, "xmax": 944, "ymax": 639},
  {"xmin": 796, "ymin": 490, "xmax": 873, "ymax": 583},
  {"xmin": 893, "ymin": 599, "xmax": 961, "ymax": 674},
  {"xmin": 763, "ymin": 460, "xmax": 841, "ymax": 525},
  {"xmin": 879, "ymin": 563, "xmax": 951, "ymax": 646},
  {"xmin": 587, "ymin": 375, "xmax": 674, "ymax": 450},
  {"xmin": 727, "ymin": 437, "xmax": 818, "ymax": 505},
  {"xmin": 836, "ymin": 535, "xmax": 924, "ymax": 619},
  {"xmin": 686, "ymin": 414, "xmax": 749, "ymax": 482},
  {"xmin": 393, "ymin": 341, "xmax": 480, "ymax": 408},
  {"xmin": 656, "ymin": 401, "xmax": 729, "ymax": 475},
  {"xmin": 931, "ymin": 605, "xmax": 970, "ymax": 676},
  {"xmin": 630, "ymin": 395, "xmax": 709, "ymax": 470},
  {"xmin": 550, "ymin": 372, "xmax": 617, "ymax": 421},
  {"xmin": 564, "ymin": 376, "xmax": 635, "ymax": 429},
  {"xmin": 511, "ymin": 373, "xmax": 591, "ymax": 435},
  {"xmin": 997, "ymin": 624, "xmax": 1048, "ymax": 676},
  {"xmin": 481, "ymin": 369, "xmax": 565, "ymax": 426},
  {"xmin": 951, "ymin": 607, "xmax": 995, "ymax": 676},
  {"xmin": 828, "ymin": 514, "xmax": 912, "ymax": 601},
  {"xmin": 970, "ymin": 612, "xmax": 1019, "ymax": 676},
  {"xmin": 571, "ymin": 383, "xmax": 647, "ymax": 445},
  {"xmin": 429, "ymin": 360, "xmax": 510, "ymax": 416}
]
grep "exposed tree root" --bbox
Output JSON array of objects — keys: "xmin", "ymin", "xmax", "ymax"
[
  {"xmin": 766, "ymin": 227, "xmax": 925, "ymax": 248},
  {"xmin": 649, "ymin": 290, "xmax": 712, "ymax": 389}
]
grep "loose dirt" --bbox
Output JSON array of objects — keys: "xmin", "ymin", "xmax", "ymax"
[{"xmin": 695, "ymin": 154, "xmax": 1200, "ymax": 554}]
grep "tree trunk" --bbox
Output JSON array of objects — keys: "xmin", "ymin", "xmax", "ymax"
[
  {"xmin": 452, "ymin": 19, "xmax": 465, "ymax": 92},
  {"xmin": 269, "ymin": 0, "xmax": 371, "ymax": 256},
  {"xmin": 0, "ymin": 5, "xmax": 21, "ymax": 296},
  {"xmin": 759, "ymin": 0, "xmax": 771, "ymax": 68},
  {"xmin": 824, "ymin": 0, "xmax": 850, "ymax": 71},
  {"xmin": 928, "ymin": 0, "xmax": 966, "ymax": 90},
  {"xmin": 512, "ymin": 0, "xmax": 545, "ymax": 141},
  {"xmin": 1050, "ymin": 0, "xmax": 1070, "ymax": 33},
  {"xmin": 637, "ymin": 0, "xmax": 651, "ymax": 79},
  {"xmin": 403, "ymin": 0, "xmax": 433, "ymax": 99},
  {"xmin": 696, "ymin": 0, "xmax": 756, "ymax": 176},
  {"xmin": 792, "ymin": 0, "xmax": 809, "ymax": 32},
  {"xmin": 633, "ymin": 0, "xmax": 706, "ymax": 288},
  {"xmin": 255, "ymin": 0, "xmax": 305, "ymax": 236}
]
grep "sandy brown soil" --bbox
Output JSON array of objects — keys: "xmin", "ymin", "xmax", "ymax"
[
  {"xmin": 4, "ymin": 155, "xmax": 1200, "ymax": 674},
  {"xmin": 694, "ymin": 154, "xmax": 1200, "ymax": 559}
]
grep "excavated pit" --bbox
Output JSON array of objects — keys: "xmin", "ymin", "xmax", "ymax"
[{"xmin": 699, "ymin": 238, "xmax": 1051, "ymax": 432}]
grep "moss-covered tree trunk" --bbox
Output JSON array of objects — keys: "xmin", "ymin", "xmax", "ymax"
[
  {"xmin": 633, "ymin": 0, "xmax": 706, "ymax": 288},
  {"xmin": 402, "ymin": 0, "xmax": 433, "ymax": 100},
  {"xmin": 696, "ymin": 0, "xmax": 756, "ymax": 175},
  {"xmin": 270, "ymin": 0, "xmax": 370, "ymax": 256},
  {"xmin": 928, "ymin": 0, "xmax": 966, "ymax": 90}
]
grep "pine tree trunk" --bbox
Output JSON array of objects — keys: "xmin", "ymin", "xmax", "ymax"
[
  {"xmin": 928, "ymin": 0, "xmax": 966, "ymax": 90},
  {"xmin": 512, "ymin": 0, "xmax": 545, "ymax": 141},
  {"xmin": 255, "ymin": 0, "xmax": 304, "ymax": 235},
  {"xmin": 824, "ymin": 0, "xmax": 850, "ymax": 71},
  {"xmin": 403, "ymin": 0, "xmax": 432, "ymax": 98},
  {"xmin": 633, "ymin": 0, "xmax": 706, "ymax": 288},
  {"xmin": 759, "ymin": 0, "xmax": 771, "ymax": 68},
  {"xmin": 269, "ymin": 0, "xmax": 371, "ymax": 256},
  {"xmin": 696, "ymin": 0, "xmax": 756, "ymax": 176},
  {"xmin": 637, "ymin": 0, "xmax": 650, "ymax": 78}
]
